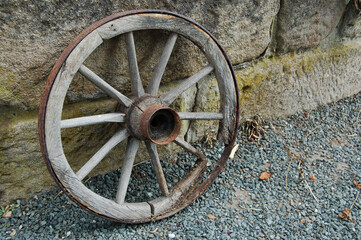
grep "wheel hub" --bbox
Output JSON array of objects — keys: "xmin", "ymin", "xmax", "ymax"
[{"xmin": 126, "ymin": 95, "xmax": 181, "ymax": 145}]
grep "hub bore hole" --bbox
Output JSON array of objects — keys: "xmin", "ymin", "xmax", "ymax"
[
  {"xmin": 149, "ymin": 109, "xmax": 176, "ymax": 142},
  {"xmin": 150, "ymin": 114, "xmax": 167, "ymax": 128}
]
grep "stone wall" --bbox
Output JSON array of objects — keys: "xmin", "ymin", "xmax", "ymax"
[{"xmin": 1, "ymin": 0, "xmax": 360, "ymax": 205}]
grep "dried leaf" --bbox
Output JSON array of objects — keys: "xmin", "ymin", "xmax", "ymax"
[
  {"xmin": 3, "ymin": 210, "xmax": 12, "ymax": 218},
  {"xmin": 207, "ymin": 214, "xmax": 216, "ymax": 220},
  {"xmin": 171, "ymin": 157, "xmax": 178, "ymax": 165},
  {"xmin": 251, "ymin": 133, "xmax": 260, "ymax": 139},
  {"xmin": 150, "ymin": 227, "xmax": 158, "ymax": 233},
  {"xmin": 339, "ymin": 208, "xmax": 351, "ymax": 219},
  {"xmin": 352, "ymin": 174, "xmax": 361, "ymax": 190},
  {"xmin": 229, "ymin": 144, "xmax": 239, "ymax": 160},
  {"xmin": 10, "ymin": 229, "xmax": 16, "ymax": 237},
  {"xmin": 310, "ymin": 175, "xmax": 317, "ymax": 182},
  {"xmin": 260, "ymin": 172, "xmax": 271, "ymax": 180},
  {"xmin": 339, "ymin": 208, "xmax": 354, "ymax": 222},
  {"xmin": 300, "ymin": 219, "xmax": 306, "ymax": 224},
  {"xmin": 355, "ymin": 0, "xmax": 361, "ymax": 12}
]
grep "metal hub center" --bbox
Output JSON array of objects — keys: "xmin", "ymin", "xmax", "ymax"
[
  {"xmin": 126, "ymin": 95, "xmax": 181, "ymax": 145},
  {"xmin": 140, "ymin": 105, "xmax": 180, "ymax": 145}
]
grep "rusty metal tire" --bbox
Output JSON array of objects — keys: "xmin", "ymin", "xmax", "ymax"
[{"xmin": 38, "ymin": 9, "xmax": 239, "ymax": 223}]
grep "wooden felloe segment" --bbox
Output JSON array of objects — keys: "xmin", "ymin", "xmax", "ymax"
[
  {"xmin": 38, "ymin": 10, "xmax": 239, "ymax": 223},
  {"xmin": 148, "ymin": 159, "xmax": 208, "ymax": 217}
]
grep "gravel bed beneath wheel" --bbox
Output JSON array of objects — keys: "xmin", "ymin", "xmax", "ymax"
[{"xmin": 1, "ymin": 93, "xmax": 360, "ymax": 239}]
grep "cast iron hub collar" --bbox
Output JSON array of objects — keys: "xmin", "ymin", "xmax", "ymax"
[{"xmin": 125, "ymin": 95, "xmax": 181, "ymax": 145}]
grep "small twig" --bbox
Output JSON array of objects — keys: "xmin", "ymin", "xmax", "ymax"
[
  {"xmin": 298, "ymin": 159, "xmax": 319, "ymax": 202},
  {"xmin": 350, "ymin": 190, "xmax": 360, "ymax": 210},
  {"xmin": 229, "ymin": 144, "xmax": 239, "ymax": 160},
  {"xmin": 53, "ymin": 177, "xmax": 90, "ymax": 200},
  {"xmin": 239, "ymin": 207, "xmax": 262, "ymax": 211},
  {"xmin": 339, "ymin": 174, "xmax": 361, "ymax": 222},
  {"xmin": 285, "ymin": 148, "xmax": 297, "ymax": 191},
  {"xmin": 83, "ymin": 177, "xmax": 91, "ymax": 183},
  {"xmin": 301, "ymin": 175, "xmax": 319, "ymax": 203},
  {"xmin": 285, "ymin": 156, "xmax": 294, "ymax": 191},
  {"xmin": 261, "ymin": 229, "xmax": 271, "ymax": 240},
  {"xmin": 347, "ymin": 134, "xmax": 358, "ymax": 137},
  {"xmin": 351, "ymin": 173, "xmax": 361, "ymax": 210},
  {"xmin": 285, "ymin": 148, "xmax": 318, "ymax": 202},
  {"xmin": 355, "ymin": 109, "xmax": 360, "ymax": 126},
  {"xmin": 53, "ymin": 190, "xmax": 63, "ymax": 200},
  {"xmin": 306, "ymin": 125, "xmax": 321, "ymax": 137}
]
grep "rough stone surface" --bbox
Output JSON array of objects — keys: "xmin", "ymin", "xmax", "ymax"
[
  {"xmin": 0, "ymin": 85, "xmax": 190, "ymax": 206},
  {"xmin": 236, "ymin": 39, "xmax": 361, "ymax": 122},
  {"xmin": 0, "ymin": 107, "xmax": 53, "ymax": 205},
  {"xmin": 186, "ymin": 76, "xmax": 220, "ymax": 143},
  {"xmin": 0, "ymin": 0, "xmax": 279, "ymax": 110},
  {"xmin": 276, "ymin": 0, "xmax": 346, "ymax": 53},
  {"xmin": 1, "ymin": 0, "xmax": 360, "ymax": 206},
  {"xmin": 340, "ymin": 2, "xmax": 361, "ymax": 39},
  {"xmin": 3, "ymin": 34, "xmax": 360, "ymax": 205}
]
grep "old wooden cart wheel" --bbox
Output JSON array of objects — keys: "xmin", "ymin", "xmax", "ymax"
[{"xmin": 39, "ymin": 10, "xmax": 239, "ymax": 223}]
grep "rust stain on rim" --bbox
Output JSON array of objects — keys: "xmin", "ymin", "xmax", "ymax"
[{"xmin": 38, "ymin": 9, "xmax": 240, "ymax": 223}]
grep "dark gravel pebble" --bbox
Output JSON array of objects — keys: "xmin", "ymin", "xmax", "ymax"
[{"xmin": 1, "ymin": 93, "xmax": 360, "ymax": 239}]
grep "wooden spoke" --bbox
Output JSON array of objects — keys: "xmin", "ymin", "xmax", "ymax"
[
  {"xmin": 40, "ymin": 11, "xmax": 239, "ymax": 223},
  {"xmin": 145, "ymin": 141, "xmax": 169, "ymax": 196},
  {"xmin": 161, "ymin": 65, "xmax": 214, "ymax": 106},
  {"xmin": 115, "ymin": 138, "xmax": 140, "ymax": 204},
  {"xmin": 78, "ymin": 65, "xmax": 132, "ymax": 107},
  {"xmin": 173, "ymin": 137, "xmax": 206, "ymax": 160},
  {"xmin": 125, "ymin": 32, "xmax": 144, "ymax": 97},
  {"xmin": 178, "ymin": 112, "xmax": 223, "ymax": 120},
  {"xmin": 146, "ymin": 33, "xmax": 178, "ymax": 96},
  {"xmin": 148, "ymin": 158, "xmax": 208, "ymax": 216},
  {"xmin": 61, "ymin": 113, "xmax": 125, "ymax": 129},
  {"xmin": 76, "ymin": 129, "xmax": 129, "ymax": 181}
]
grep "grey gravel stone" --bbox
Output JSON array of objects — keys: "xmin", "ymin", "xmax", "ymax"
[{"xmin": 1, "ymin": 93, "xmax": 360, "ymax": 239}]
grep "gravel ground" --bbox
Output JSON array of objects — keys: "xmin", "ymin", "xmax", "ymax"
[{"xmin": 1, "ymin": 92, "xmax": 360, "ymax": 239}]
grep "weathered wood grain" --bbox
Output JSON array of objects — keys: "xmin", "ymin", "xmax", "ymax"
[
  {"xmin": 178, "ymin": 112, "xmax": 223, "ymax": 120},
  {"xmin": 146, "ymin": 33, "xmax": 178, "ymax": 96},
  {"xmin": 97, "ymin": 15, "xmax": 236, "ymax": 143},
  {"xmin": 116, "ymin": 138, "xmax": 140, "ymax": 204},
  {"xmin": 145, "ymin": 141, "xmax": 169, "ymax": 196},
  {"xmin": 161, "ymin": 65, "xmax": 214, "ymax": 106},
  {"xmin": 78, "ymin": 64, "xmax": 132, "ymax": 107},
  {"xmin": 125, "ymin": 31, "xmax": 144, "ymax": 97},
  {"xmin": 61, "ymin": 113, "xmax": 125, "ymax": 129},
  {"xmin": 43, "ymin": 12, "xmax": 238, "ymax": 222},
  {"xmin": 76, "ymin": 128, "xmax": 128, "ymax": 181},
  {"xmin": 148, "ymin": 159, "xmax": 207, "ymax": 217},
  {"xmin": 174, "ymin": 137, "xmax": 206, "ymax": 160}
]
